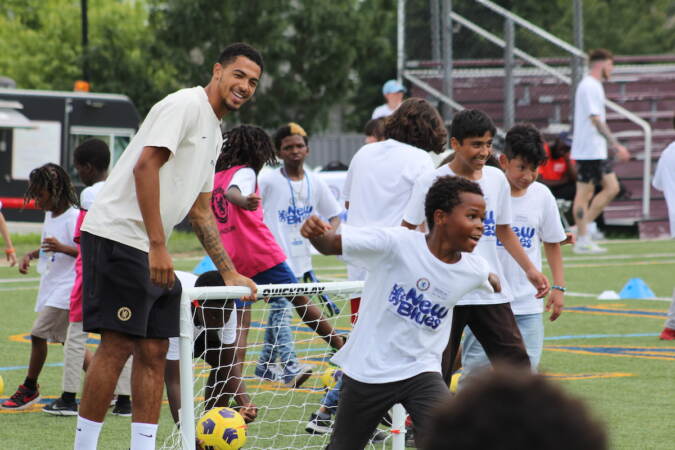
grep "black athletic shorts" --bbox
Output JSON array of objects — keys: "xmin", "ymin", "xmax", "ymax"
[
  {"xmin": 576, "ymin": 159, "xmax": 614, "ymax": 184},
  {"xmin": 80, "ymin": 232, "xmax": 182, "ymax": 338}
]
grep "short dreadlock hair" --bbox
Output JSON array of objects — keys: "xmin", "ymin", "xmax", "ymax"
[
  {"xmin": 25, "ymin": 163, "xmax": 79, "ymax": 212},
  {"xmin": 425, "ymin": 175, "xmax": 483, "ymax": 230},
  {"xmin": 216, "ymin": 125, "xmax": 277, "ymax": 174}
]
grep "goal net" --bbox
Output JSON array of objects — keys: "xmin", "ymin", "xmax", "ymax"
[{"xmin": 160, "ymin": 280, "xmax": 407, "ymax": 450}]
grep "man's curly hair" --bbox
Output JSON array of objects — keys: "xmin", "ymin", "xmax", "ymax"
[{"xmin": 384, "ymin": 98, "xmax": 448, "ymax": 154}]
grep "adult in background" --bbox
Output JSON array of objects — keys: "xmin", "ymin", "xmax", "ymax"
[
  {"xmin": 371, "ymin": 79, "xmax": 406, "ymax": 119},
  {"xmin": 571, "ymin": 49, "xmax": 630, "ymax": 254},
  {"xmin": 74, "ymin": 43, "xmax": 260, "ymax": 450}
]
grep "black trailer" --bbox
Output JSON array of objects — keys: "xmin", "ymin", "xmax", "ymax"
[{"xmin": 0, "ymin": 88, "xmax": 140, "ymax": 222}]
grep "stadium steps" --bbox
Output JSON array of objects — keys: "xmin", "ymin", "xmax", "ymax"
[{"xmin": 408, "ymin": 58, "xmax": 675, "ymax": 237}]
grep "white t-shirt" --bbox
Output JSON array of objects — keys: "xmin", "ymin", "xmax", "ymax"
[
  {"xmin": 343, "ymin": 139, "xmax": 434, "ymax": 285},
  {"xmin": 166, "ymin": 270, "xmax": 238, "ymax": 361},
  {"xmin": 343, "ymin": 139, "xmax": 434, "ymax": 228},
  {"xmin": 259, "ymin": 168, "xmax": 343, "ymax": 277},
  {"xmin": 80, "ymin": 181, "xmax": 105, "ymax": 210},
  {"xmin": 332, "ymin": 225, "xmax": 491, "ymax": 383},
  {"xmin": 571, "ymin": 75, "xmax": 607, "ymax": 160},
  {"xmin": 653, "ymin": 141, "xmax": 675, "ymax": 237},
  {"xmin": 403, "ymin": 164, "xmax": 513, "ymax": 305},
  {"xmin": 82, "ymin": 87, "xmax": 223, "ymax": 252},
  {"xmin": 371, "ymin": 104, "xmax": 395, "ymax": 119},
  {"xmin": 35, "ymin": 208, "xmax": 79, "ymax": 312},
  {"xmin": 497, "ymin": 182, "xmax": 566, "ymax": 315},
  {"xmin": 229, "ymin": 167, "xmax": 256, "ymax": 196}
]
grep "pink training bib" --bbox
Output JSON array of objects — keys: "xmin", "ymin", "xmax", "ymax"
[{"xmin": 212, "ymin": 165, "xmax": 286, "ymax": 278}]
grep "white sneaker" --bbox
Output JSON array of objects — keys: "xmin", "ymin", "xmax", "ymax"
[{"xmin": 573, "ymin": 241, "xmax": 607, "ymax": 254}]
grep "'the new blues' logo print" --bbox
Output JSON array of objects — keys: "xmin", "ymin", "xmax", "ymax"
[
  {"xmin": 278, "ymin": 205, "xmax": 314, "ymax": 225},
  {"xmin": 483, "ymin": 210, "xmax": 496, "ymax": 237},
  {"xmin": 387, "ymin": 284, "xmax": 449, "ymax": 330},
  {"xmin": 497, "ymin": 225, "xmax": 536, "ymax": 248}
]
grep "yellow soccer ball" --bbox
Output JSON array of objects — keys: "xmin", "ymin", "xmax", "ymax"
[
  {"xmin": 321, "ymin": 368, "xmax": 343, "ymax": 390},
  {"xmin": 449, "ymin": 372, "xmax": 462, "ymax": 393},
  {"xmin": 196, "ymin": 407, "xmax": 247, "ymax": 450}
]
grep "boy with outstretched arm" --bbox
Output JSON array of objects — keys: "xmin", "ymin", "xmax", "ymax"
[
  {"xmin": 302, "ymin": 176, "xmax": 499, "ymax": 450},
  {"xmin": 401, "ymin": 109, "xmax": 550, "ymax": 384}
]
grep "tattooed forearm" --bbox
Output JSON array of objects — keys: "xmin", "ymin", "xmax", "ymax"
[
  {"xmin": 591, "ymin": 116, "xmax": 620, "ymax": 148},
  {"xmin": 191, "ymin": 215, "xmax": 236, "ymax": 273}
]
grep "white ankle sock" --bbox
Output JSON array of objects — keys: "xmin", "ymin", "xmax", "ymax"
[
  {"xmin": 130, "ymin": 422, "xmax": 158, "ymax": 450},
  {"xmin": 74, "ymin": 416, "xmax": 103, "ymax": 450}
]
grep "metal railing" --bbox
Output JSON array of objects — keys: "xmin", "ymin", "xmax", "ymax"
[{"xmin": 465, "ymin": 0, "xmax": 654, "ymax": 217}]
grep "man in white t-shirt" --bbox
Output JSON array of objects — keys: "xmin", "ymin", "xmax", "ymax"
[
  {"xmin": 653, "ymin": 135, "xmax": 675, "ymax": 340},
  {"xmin": 343, "ymin": 98, "xmax": 446, "ymax": 323},
  {"xmin": 402, "ymin": 110, "xmax": 550, "ymax": 384},
  {"xmin": 74, "ymin": 43, "xmax": 262, "ymax": 450},
  {"xmin": 301, "ymin": 175, "xmax": 498, "ymax": 449},
  {"xmin": 571, "ymin": 48, "xmax": 630, "ymax": 254},
  {"xmin": 371, "ymin": 79, "xmax": 406, "ymax": 119}
]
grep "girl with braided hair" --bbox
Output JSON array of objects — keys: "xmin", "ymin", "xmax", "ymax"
[
  {"xmin": 2, "ymin": 163, "xmax": 79, "ymax": 410},
  {"xmin": 202, "ymin": 125, "xmax": 345, "ymax": 389}
]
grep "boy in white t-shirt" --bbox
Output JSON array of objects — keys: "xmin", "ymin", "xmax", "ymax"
[
  {"xmin": 652, "ymin": 131, "xmax": 675, "ymax": 340},
  {"xmin": 1, "ymin": 164, "xmax": 79, "ymax": 410},
  {"xmin": 460, "ymin": 124, "xmax": 571, "ymax": 377},
  {"xmin": 343, "ymin": 98, "xmax": 446, "ymax": 323},
  {"xmin": 164, "ymin": 271, "xmax": 256, "ymax": 424},
  {"xmin": 402, "ymin": 109, "xmax": 550, "ymax": 384},
  {"xmin": 302, "ymin": 175, "xmax": 499, "ymax": 449},
  {"xmin": 260, "ymin": 122, "xmax": 343, "ymax": 314}
]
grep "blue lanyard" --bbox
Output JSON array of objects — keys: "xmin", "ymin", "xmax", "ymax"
[{"xmin": 282, "ymin": 168, "xmax": 311, "ymax": 210}]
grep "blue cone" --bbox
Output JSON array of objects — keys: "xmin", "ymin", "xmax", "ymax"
[
  {"xmin": 193, "ymin": 255, "xmax": 217, "ymax": 275},
  {"xmin": 619, "ymin": 278, "xmax": 655, "ymax": 299}
]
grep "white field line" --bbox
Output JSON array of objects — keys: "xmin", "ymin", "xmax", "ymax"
[
  {"xmin": 0, "ymin": 286, "xmax": 39, "ymax": 292},
  {"xmin": 0, "ymin": 277, "xmax": 40, "ymax": 284},
  {"xmin": 561, "ymin": 253, "xmax": 675, "ymax": 262},
  {"xmin": 567, "ymin": 291, "xmax": 671, "ymax": 302}
]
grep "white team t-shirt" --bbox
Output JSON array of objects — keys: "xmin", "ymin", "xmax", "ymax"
[
  {"xmin": 80, "ymin": 181, "xmax": 105, "ymax": 211},
  {"xmin": 260, "ymin": 168, "xmax": 343, "ymax": 277},
  {"xmin": 36, "ymin": 208, "xmax": 79, "ymax": 312},
  {"xmin": 571, "ymin": 75, "xmax": 607, "ymax": 160},
  {"xmin": 653, "ymin": 141, "xmax": 675, "ymax": 237},
  {"xmin": 82, "ymin": 87, "xmax": 223, "ymax": 252},
  {"xmin": 332, "ymin": 225, "xmax": 491, "ymax": 383},
  {"xmin": 497, "ymin": 182, "xmax": 566, "ymax": 315},
  {"xmin": 403, "ymin": 164, "xmax": 513, "ymax": 305}
]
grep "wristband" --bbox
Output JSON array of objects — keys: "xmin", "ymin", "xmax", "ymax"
[
  {"xmin": 552, "ymin": 285, "xmax": 566, "ymax": 292},
  {"xmin": 5, "ymin": 248, "xmax": 15, "ymax": 255}
]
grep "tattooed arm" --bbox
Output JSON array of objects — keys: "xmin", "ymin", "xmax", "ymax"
[
  {"xmin": 590, "ymin": 115, "xmax": 630, "ymax": 161},
  {"xmin": 188, "ymin": 192, "xmax": 257, "ymax": 300}
]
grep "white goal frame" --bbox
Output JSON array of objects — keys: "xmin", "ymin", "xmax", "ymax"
[{"xmin": 177, "ymin": 281, "xmax": 407, "ymax": 450}]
